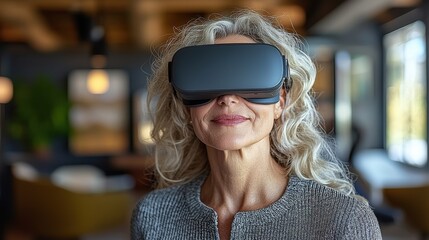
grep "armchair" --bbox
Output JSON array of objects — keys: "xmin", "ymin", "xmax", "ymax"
[{"xmin": 12, "ymin": 164, "xmax": 134, "ymax": 239}]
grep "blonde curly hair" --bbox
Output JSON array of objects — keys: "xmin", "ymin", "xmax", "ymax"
[{"xmin": 147, "ymin": 10, "xmax": 360, "ymax": 200}]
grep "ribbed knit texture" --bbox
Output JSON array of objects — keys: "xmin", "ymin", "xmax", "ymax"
[{"xmin": 131, "ymin": 174, "xmax": 382, "ymax": 239}]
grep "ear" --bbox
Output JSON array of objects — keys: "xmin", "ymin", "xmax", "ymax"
[{"xmin": 274, "ymin": 88, "xmax": 286, "ymax": 119}]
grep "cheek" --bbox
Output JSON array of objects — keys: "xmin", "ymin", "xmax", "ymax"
[
  {"xmin": 189, "ymin": 106, "xmax": 210, "ymax": 137},
  {"xmin": 254, "ymin": 105, "xmax": 277, "ymax": 122},
  {"xmin": 189, "ymin": 105, "xmax": 208, "ymax": 123}
]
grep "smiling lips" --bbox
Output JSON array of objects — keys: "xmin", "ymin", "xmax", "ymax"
[{"xmin": 211, "ymin": 114, "xmax": 249, "ymax": 125}]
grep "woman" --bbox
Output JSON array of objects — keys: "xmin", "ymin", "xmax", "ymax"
[{"xmin": 131, "ymin": 10, "xmax": 381, "ymax": 240}]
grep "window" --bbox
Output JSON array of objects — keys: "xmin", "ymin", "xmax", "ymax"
[
  {"xmin": 384, "ymin": 21, "xmax": 427, "ymax": 167},
  {"xmin": 334, "ymin": 50, "xmax": 374, "ymax": 161}
]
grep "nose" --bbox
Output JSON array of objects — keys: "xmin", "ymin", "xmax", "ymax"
[{"xmin": 216, "ymin": 94, "xmax": 240, "ymax": 106}]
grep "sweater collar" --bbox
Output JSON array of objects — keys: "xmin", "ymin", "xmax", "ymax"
[{"xmin": 184, "ymin": 173, "xmax": 306, "ymax": 225}]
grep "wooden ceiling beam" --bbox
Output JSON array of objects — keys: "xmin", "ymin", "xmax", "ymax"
[
  {"xmin": 0, "ymin": 1, "xmax": 62, "ymax": 51},
  {"xmin": 131, "ymin": 0, "xmax": 305, "ymax": 48},
  {"xmin": 0, "ymin": 0, "xmax": 307, "ymax": 50},
  {"xmin": 1, "ymin": 0, "xmax": 129, "ymax": 13}
]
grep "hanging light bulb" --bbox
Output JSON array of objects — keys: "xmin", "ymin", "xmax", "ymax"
[
  {"xmin": 0, "ymin": 76, "xmax": 13, "ymax": 103},
  {"xmin": 86, "ymin": 69, "xmax": 109, "ymax": 94},
  {"xmin": 86, "ymin": 23, "xmax": 109, "ymax": 95}
]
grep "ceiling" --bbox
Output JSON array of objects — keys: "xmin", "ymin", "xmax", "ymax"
[{"xmin": 0, "ymin": 0, "xmax": 421, "ymax": 52}]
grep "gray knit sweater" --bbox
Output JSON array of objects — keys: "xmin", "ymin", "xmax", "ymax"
[{"xmin": 131, "ymin": 174, "xmax": 382, "ymax": 239}]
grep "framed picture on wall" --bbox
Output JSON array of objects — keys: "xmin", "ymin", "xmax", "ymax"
[{"xmin": 68, "ymin": 69, "xmax": 129, "ymax": 156}]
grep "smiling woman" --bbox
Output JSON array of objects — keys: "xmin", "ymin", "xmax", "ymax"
[{"xmin": 131, "ymin": 10, "xmax": 382, "ymax": 240}]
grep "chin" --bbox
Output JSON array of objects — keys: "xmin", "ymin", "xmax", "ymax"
[{"xmin": 203, "ymin": 135, "xmax": 269, "ymax": 152}]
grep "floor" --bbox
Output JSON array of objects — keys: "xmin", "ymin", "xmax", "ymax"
[
  {"xmin": 4, "ymin": 224, "xmax": 129, "ymax": 240},
  {"xmin": 81, "ymin": 225, "xmax": 130, "ymax": 240},
  {"xmin": 381, "ymin": 221, "xmax": 423, "ymax": 240}
]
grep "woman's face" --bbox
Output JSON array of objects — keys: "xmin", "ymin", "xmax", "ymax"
[{"xmin": 189, "ymin": 34, "xmax": 285, "ymax": 151}]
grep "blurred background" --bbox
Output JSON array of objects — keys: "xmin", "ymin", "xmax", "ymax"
[{"xmin": 0, "ymin": 0, "xmax": 428, "ymax": 239}]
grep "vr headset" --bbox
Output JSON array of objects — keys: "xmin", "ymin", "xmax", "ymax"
[{"xmin": 168, "ymin": 43, "xmax": 291, "ymax": 106}]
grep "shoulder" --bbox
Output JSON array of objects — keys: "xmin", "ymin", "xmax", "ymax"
[
  {"xmin": 130, "ymin": 175, "xmax": 208, "ymax": 239},
  {"xmin": 133, "ymin": 183, "xmax": 188, "ymax": 217},
  {"xmin": 131, "ymin": 175, "xmax": 205, "ymax": 225},
  {"xmin": 130, "ymin": 183, "xmax": 190, "ymax": 239},
  {"xmin": 289, "ymin": 176, "xmax": 382, "ymax": 239},
  {"xmin": 290, "ymin": 176, "xmax": 369, "ymax": 209}
]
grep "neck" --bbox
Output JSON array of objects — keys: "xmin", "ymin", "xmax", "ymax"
[{"xmin": 201, "ymin": 141, "xmax": 288, "ymax": 213}]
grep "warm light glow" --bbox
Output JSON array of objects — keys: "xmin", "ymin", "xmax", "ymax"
[
  {"xmin": 138, "ymin": 122, "xmax": 154, "ymax": 145},
  {"xmin": 0, "ymin": 76, "xmax": 13, "ymax": 103},
  {"xmin": 87, "ymin": 69, "xmax": 109, "ymax": 94}
]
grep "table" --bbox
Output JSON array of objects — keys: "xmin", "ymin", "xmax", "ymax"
[{"xmin": 353, "ymin": 149, "xmax": 429, "ymax": 206}]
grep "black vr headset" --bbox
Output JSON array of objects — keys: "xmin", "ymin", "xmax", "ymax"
[{"xmin": 168, "ymin": 43, "xmax": 291, "ymax": 106}]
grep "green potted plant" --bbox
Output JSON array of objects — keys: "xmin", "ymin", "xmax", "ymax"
[{"xmin": 8, "ymin": 75, "xmax": 70, "ymax": 157}]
